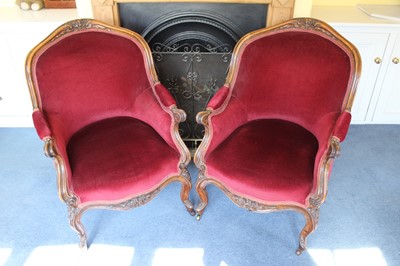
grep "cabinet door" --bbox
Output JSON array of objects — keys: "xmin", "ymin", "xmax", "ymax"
[
  {"xmin": 0, "ymin": 32, "xmax": 50, "ymax": 126},
  {"xmin": 372, "ymin": 33, "xmax": 400, "ymax": 123},
  {"xmin": 339, "ymin": 32, "xmax": 389, "ymax": 123}
]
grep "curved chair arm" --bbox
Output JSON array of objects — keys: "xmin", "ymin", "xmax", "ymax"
[
  {"xmin": 32, "ymin": 110, "xmax": 77, "ymax": 205},
  {"xmin": 308, "ymin": 137, "xmax": 340, "ymax": 208},
  {"xmin": 332, "ymin": 111, "xmax": 352, "ymax": 142},
  {"xmin": 133, "ymin": 85, "xmax": 191, "ymax": 166},
  {"xmin": 195, "ymin": 95, "xmax": 248, "ymax": 167},
  {"xmin": 170, "ymin": 106, "xmax": 191, "ymax": 167},
  {"xmin": 32, "ymin": 109, "xmax": 52, "ymax": 141},
  {"xmin": 44, "ymin": 138, "xmax": 78, "ymax": 205},
  {"xmin": 154, "ymin": 82, "xmax": 177, "ymax": 108},
  {"xmin": 308, "ymin": 110, "xmax": 351, "ymax": 207},
  {"xmin": 207, "ymin": 86, "xmax": 230, "ymax": 111}
]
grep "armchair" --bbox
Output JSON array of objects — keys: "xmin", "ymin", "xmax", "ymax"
[
  {"xmin": 25, "ymin": 19, "xmax": 195, "ymax": 248},
  {"xmin": 194, "ymin": 18, "xmax": 361, "ymax": 254}
]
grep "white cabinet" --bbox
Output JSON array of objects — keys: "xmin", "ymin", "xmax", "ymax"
[
  {"xmin": 312, "ymin": 6, "xmax": 400, "ymax": 124},
  {"xmin": 335, "ymin": 27, "xmax": 400, "ymax": 124},
  {"xmin": 338, "ymin": 32, "xmax": 390, "ymax": 123},
  {"xmin": 372, "ymin": 33, "xmax": 400, "ymax": 123}
]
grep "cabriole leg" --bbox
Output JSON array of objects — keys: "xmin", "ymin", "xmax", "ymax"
[
  {"xmin": 296, "ymin": 206, "xmax": 319, "ymax": 255},
  {"xmin": 178, "ymin": 166, "xmax": 196, "ymax": 216},
  {"xmin": 180, "ymin": 177, "xmax": 195, "ymax": 216},
  {"xmin": 68, "ymin": 205, "xmax": 87, "ymax": 249},
  {"xmin": 195, "ymin": 179, "xmax": 209, "ymax": 220}
]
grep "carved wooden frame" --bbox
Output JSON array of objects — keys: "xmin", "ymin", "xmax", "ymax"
[
  {"xmin": 25, "ymin": 19, "xmax": 195, "ymax": 248},
  {"xmin": 91, "ymin": 0, "xmax": 295, "ymax": 28},
  {"xmin": 194, "ymin": 18, "xmax": 361, "ymax": 255}
]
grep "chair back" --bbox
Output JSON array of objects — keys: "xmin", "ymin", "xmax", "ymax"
[
  {"xmin": 26, "ymin": 19, "xmax": 158, "ymax": 142},
  {"xmin": 226, "ymin": 18, "xmax": 361, "ymax": 131}
]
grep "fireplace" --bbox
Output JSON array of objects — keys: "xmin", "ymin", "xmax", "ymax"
[{"xmin": 91, "ymin": 0, "xmax": 295, "ymax": 148}]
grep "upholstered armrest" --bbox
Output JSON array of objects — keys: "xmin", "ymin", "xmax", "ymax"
[
  {"xmin": 198, "ymin": 95, "xmax": 248, "ymax": 157},
  {"xmin": 207, "ymin": 86, "xmax": 230, "ymax": 110},
  {"xmin": 32, "ymin": 109, "xmax": 52, "ymax": 140},
  {"xmin": 154, "ymin": 82, "xmax": 176, "ymax": 108},
  {"xmin": 133, "ymin": 86, "xmax": 190, "ymax": 166},
  {"xmin": 310, "ymin": 111, "xmax": 351, "ymax": 203},
  {"xmin": 31, "ymin": 113, "xmax": 74, "ymax": 202},
  {"xmin": 332, "ymin": 111, "xmax": 351, "ymax": 142}
]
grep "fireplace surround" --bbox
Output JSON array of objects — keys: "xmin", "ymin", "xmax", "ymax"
[{"xmin": 90, "ymin": 0, "xmax": 295, "ymax": 147}]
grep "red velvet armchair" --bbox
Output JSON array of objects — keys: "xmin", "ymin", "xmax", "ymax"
[
  {"xmin": 194, "ymin": 18, "xmax": 361, "ymax": 254},
  {"xmin": 25, "ymin": 19, "xmax": 195, "ymax": 248}
]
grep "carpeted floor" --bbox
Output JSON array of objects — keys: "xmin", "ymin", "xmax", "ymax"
[{"xmin": 0, "ymin": 125, "xmax": 399, "ymax": 266}]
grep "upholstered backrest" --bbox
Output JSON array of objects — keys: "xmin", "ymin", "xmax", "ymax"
[
  {"xmin": 226, "ymin": 19, "xmax": 360, "ymax": 134},
  {"xmin": 27, "ymin": 20, "xmax": 157, "ymax": 143}
]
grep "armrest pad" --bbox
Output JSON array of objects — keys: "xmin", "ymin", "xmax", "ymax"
[
  {"xmin": 332, "ymin": 111, "xmax": 352, "ymax": 142},
  {"xmin": 32, "ymin": 110, "xmax": 52, "ymax": 140},
  {"xmin": 154, "ymin": 83, "xmax": 176, "ymax": 108},
  {"xmin": 207, "ymin": 86, "xmax": 229, "ymax": 110}
]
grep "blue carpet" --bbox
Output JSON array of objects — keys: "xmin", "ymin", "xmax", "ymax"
[{"xmin": 0, "ymin": 126, "xmax": 399, "ymax": 265}]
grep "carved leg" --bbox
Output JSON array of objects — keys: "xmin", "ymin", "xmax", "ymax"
[
  {"xmin": 195, "ymin": 178, "xmax": 209, "ymax": 220},
  {"xmin": 68, "ymin": 205, "xmax": 87, "ymax": 249},
  {"xmin": 296, "ymin": 206, "xmax": 319, "ymax": 255},
  {"xmin": 180, "ymin": 177, "xmax": 195, "ymax": 216},
  {"xmin": 178, "ymin": 166, "xmax": 195, "ymax": 216}
]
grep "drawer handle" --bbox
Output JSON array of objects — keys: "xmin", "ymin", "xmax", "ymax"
[
  {"xmin": 374, "ymin": 57, "xmax": 382, "ymax": 64},
  {"xmin": 393, "ymin": 57, "xmax": 399, "ymax": 64}
]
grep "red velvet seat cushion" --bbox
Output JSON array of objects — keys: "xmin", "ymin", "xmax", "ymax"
[
  {"xmin": 205, "ymin": 119, "xmax": 318, "ymax": 205},
  {"xmin": 67, "ymin": 116, "xmax": 180, "ymax": 203}
]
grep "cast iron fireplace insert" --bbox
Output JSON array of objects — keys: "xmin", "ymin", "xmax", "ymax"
[{"xmin": 119, "ymin": 3, "xmax": 268, "ymax": 149}]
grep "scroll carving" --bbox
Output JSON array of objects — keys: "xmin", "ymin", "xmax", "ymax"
[
  {"xmin": 109, "ymin": 189, "xmax": 161, "ymax": 210},
  {"xmin": 308, "ymin": 137, "xmax": 341, "ymax": 208},
  {"xmin": 171, "ymin": 106, "xmax": 187, "ymax": 123},
  {"xmin": 278, "ymin": 18, "xmax": 339, "ymax": 41},
  {"xmin": 196, "ymin": 110, "xmax": 212, "ymax": 126},
  {"xmin": 51, "ymin": 19, "xmax": 111, "ymax": 42},
  {"xmin": 44, "ymin": 138, "xmax": 56, "ymax": 158},
  {"xmin": 230, "ymin": 194, "xmax": 278, "ymax": 212}
]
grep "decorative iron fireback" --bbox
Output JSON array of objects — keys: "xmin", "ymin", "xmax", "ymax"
[
  {"xmin": 119, "ymin": 3, "xmax": 268, "ymax": 143},
  {"xmin": 140, "ymin": 9, "xmax": 240, "ymax": 141},
  {"xmin": 152, "ymin": 42, "xmax": 232, "ymax": 139}
]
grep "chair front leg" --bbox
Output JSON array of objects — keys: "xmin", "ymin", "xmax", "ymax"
[
  {"xmin": 296, "ymin": 206, "xmax": 319, "ymax": 255},
  {"xmin": 67, "ymin": 204, "xmax": 87, "ymax": 249},
  {"xmin": 179, "ymin": 165, "xmax": 195, "ymax": 216},
  {"xmin": 195, "ymin": 174, "xmax": 210, "ymax": 220}
]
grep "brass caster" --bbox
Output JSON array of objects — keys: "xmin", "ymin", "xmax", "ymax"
[{"xmin": 196, "ymin": 214, "xmax": 202, "ymax": 221}]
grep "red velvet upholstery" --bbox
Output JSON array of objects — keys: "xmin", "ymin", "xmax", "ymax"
[
  {"xmin": 195, "ymin": 18, "xmax": 361, "ymax": 253},
  {"xmin": 207, "ymin": 86, "xmax": 230, "ymax": 110},
  {"xmin": 332, "ymin": 111, "xmax": 352, "ymax": 141},
  {"xmin": 206, "ymin": 119, "xmax": 318, "ymax": 204},
  {"xmin": 26, "ymin": 19, "xmax": 193, "ymax": 247},
  {"xmin": 32, "ymin": 109, "xmax": 52, "ymax": 140},
  {"xmin": 202, "ymin": 30, "xmax": 356, "ymax": 198},
  {"xmin": 67, "ymin": 116, "xmax": 179, "ymax": 203},
  {"xmin": 206, "ymin": 31, "xmax": 353, "ymax": 155},
  {"xmin": 31, "ymin": 28, "xmax": 182, "ymax": 196},
  {"xmin": 155, "ymin": 83, "xmax": 176, "ymax": 108},
  {"xmin": 34, "ymin": 31, "xmax": 175, "ymax": 150}
]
